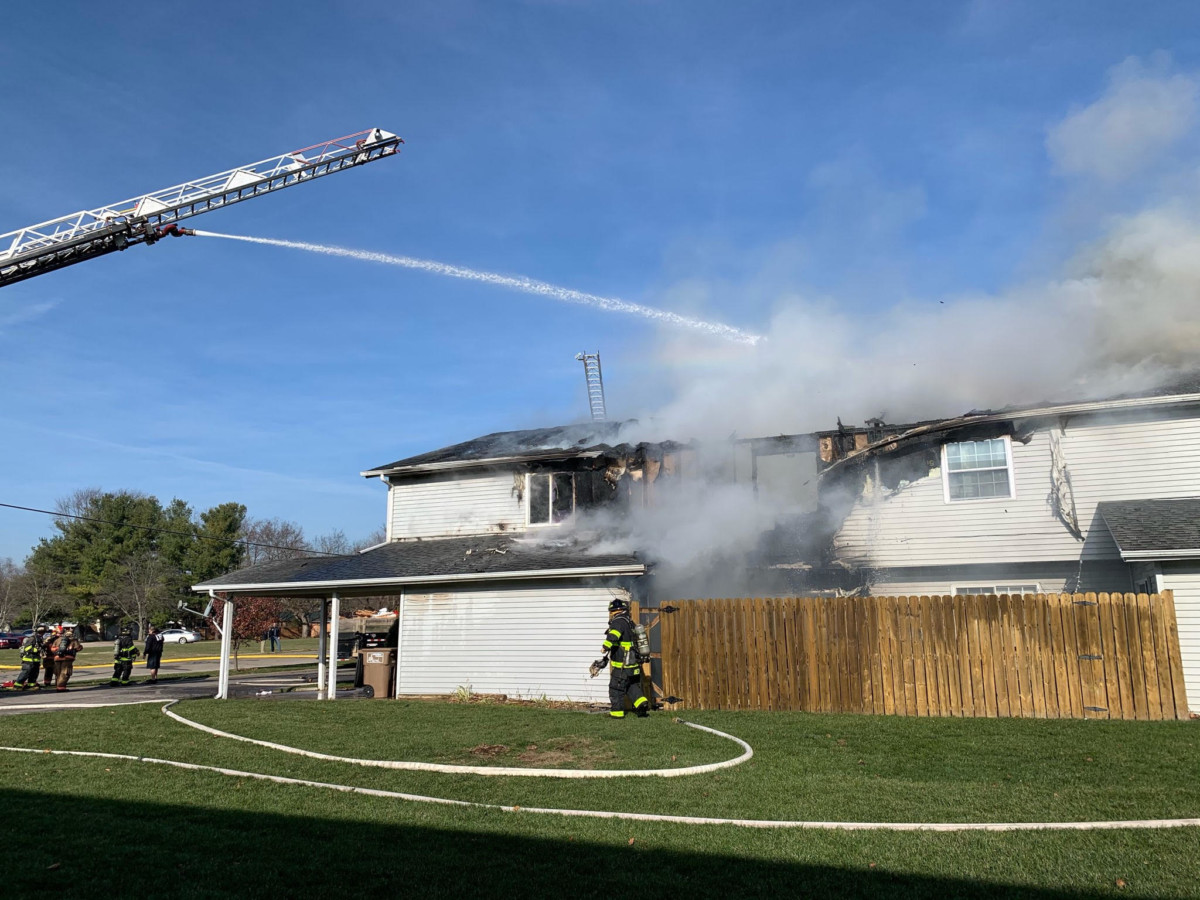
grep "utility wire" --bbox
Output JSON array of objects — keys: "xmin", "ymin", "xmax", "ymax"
[{"xmin": 0, "ymin": 502, "xmax": 342, "ymax": 557}]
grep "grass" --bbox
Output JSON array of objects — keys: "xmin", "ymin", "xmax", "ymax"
[{"xmin": 0, "ymin": 701, "xmax": 1197, "ymax": 898}]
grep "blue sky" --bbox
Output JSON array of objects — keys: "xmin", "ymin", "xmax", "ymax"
[{"xmin": 2, "ymin": 1, "xmax": 1199, "ymax": 561}]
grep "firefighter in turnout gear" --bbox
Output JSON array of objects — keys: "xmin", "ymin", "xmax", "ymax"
[
  {"xmin": 41, "ymin": 626, "xmax": 59, "ymax": 688},
  {"xmin": 12, "ymin": 630, "xmax": 46, "ymax": 690},
  {"xmin": 599, "ymin": 598, "xmax": 649, "ymax": 718},
  {"xmin": 111, "ymin": 628, "xmax": 140, "ymax": 685},
  {"xmin": 51, "ymin": 628, "xmax": 83, "ymax": 692}
]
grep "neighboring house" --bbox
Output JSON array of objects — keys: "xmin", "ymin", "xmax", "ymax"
[{"xmin": 816, "ymin": 387, "xmax": 1200, "ymax": 712}]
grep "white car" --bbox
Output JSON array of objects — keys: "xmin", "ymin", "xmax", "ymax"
[{"xmin": 159, "ymin": 628, "xmax": 202, "ymax": 644}]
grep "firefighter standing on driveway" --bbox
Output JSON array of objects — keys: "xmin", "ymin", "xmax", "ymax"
[
  {"xmin": 110, "ymin": 627, "xmax": 140, "ymax": 686},
  {"xmin": 593, "ymin": 598, "xmax": 649, "ymax": 718},
  {"xmin": 51, "ymin": 628, "xmax": 83, "ymax": 692},
  {"xmin": 41, "ymin": 626, "xmax": 60, "ymax": 688},
  {"xmin": 11, "ymin": 627, "xmax": 48, "ymax": 690}
]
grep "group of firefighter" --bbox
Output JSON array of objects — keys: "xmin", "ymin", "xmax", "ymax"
[{"xmin": 5, "ymin": 624, "xmax": 160, "ymax": 692}]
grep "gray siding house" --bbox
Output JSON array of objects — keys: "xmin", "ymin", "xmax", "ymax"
[{"xmin": 819, "ymin": 389, "xmax": 1200, "ymax": 712}]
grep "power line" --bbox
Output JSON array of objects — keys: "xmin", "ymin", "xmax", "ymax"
[{"xmin": 0, "ymin": 502, "xmax": 342, "ymax": 558}]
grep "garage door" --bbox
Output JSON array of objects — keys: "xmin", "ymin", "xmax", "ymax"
[
  {"xmin": 397, "ymin": 583, "xmax": 628, "ymax": 703},
  {"xmin": 1159, "ymin": 563, "xmax": 1200, "ymax": 714}
]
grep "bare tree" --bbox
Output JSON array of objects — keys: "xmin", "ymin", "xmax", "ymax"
[
  {"xmin": 15, "ymin": 557, "xmax": 66, "ymax": 629},
  {"xmin": 105, "ymin": 550, "xmax": 171, "ymax": 637},
  {"xmin": 240, "ymin": 518, "xmax": 309, "ymax": 567},
  {"xmin": 0, "ymin": 559, "xmax": 22, "ymax": 630}
]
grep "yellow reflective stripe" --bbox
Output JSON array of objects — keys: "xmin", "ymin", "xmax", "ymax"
[
  {"xmin": 633, "ymin": 696, "xmax": 648, "ymax": 707},
  {"xmin": 602, "ymin": 640, "xmax": 613, "ymax": 649},
  {"xmin": 609, "ymin": 711, "xmax": 625, "ymax": 717},
  {"xmin": 607, "ymin": 629, "xmax": 621, "ymax": 638}
]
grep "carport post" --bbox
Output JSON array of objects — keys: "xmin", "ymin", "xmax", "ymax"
[
  {"xmin": 393, "ymin": 587, "xmax": 405, "ymax": 700},
  {"xmin": 326, "ymin": 592, "xmax": 340, "ymax": 700},
  {"xmin": 316, "ymin": 597, "xmax": 329, "ymax": 698},
  {"xmin": 216, "ymin": 591, "xmax": 233, "ymax": 700}
]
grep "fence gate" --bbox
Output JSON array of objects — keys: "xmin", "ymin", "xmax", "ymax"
[{"xmin": 658, "ymin": 593, "xmax": 1190, "ymax": 720}]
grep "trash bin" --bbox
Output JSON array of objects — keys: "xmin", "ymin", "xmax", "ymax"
[{"xmin": 360, "ymin": 648, "xmax": 396, "ymax": 699}]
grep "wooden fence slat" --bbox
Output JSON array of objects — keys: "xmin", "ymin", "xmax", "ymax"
[
  {"xmin": 1119, "ymin": 592, "xmax": 1145, "ymax": 720},
  {"xmin": 1106, "ymin": 591, "xmax": 1133, "ymax": 719},
  {"xmin": 1159, "ymin": 591, "xmax": 1190, "ymax": 720},
  {"xmin": 1076, "ymin": 593, "xmax": 1107, "ymax": 718},
  {"xmin": 1095, "ymin": 591, "xmax": 1121, "ymax": 719},
  {"xmin": 954, "ymin": 593, "xmax": 976, "ymax": 717},
  {"xmin": 1021, "ymin": 594, "xmax": 1045, "ymax": 718},
  {"xmin": 1058, "ymin": 593, "xmax": 1084, "ymax": 718},
  {"xmin": 920, "ymin": 595, "xmax": 943, "ymax": 716},
  {"xmin": 1006, "ymin": 595, "xmax": 1029, "ymax": 718},
  {"xmin": 871, "ymin": 598, "xmax": 885, "ymax": 714},
  {"xmin": 1033, "ymin": 593, "xmax": 1058, "ymax": 718},
  {"xmin": 1135, "ymin": 593, "xmax": 1162, "ymax": 721},
  {"xmin": 1149, "ymin": 592, "xmax": 1175, "ymax": 719}
]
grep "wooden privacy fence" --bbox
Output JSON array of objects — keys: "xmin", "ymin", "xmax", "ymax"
[{"xmin": 658, "ymin": 593, "xmax": 1190, "ymax": 720}]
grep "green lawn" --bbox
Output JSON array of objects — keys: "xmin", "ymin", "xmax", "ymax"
[{"xmin": 0, "ymin": 701, "xmax": 1197, "ymax": 898}]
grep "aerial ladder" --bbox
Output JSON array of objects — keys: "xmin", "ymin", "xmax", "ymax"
[{"xmin": 0, "ymin": 128, "xmax": 402, "ymax": 289}]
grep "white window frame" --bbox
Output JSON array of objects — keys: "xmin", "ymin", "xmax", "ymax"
[
  {"xmin": 941, "ymin": 436, "xmax": 1016, "ymax": 504},
  {"xmin": 525, "ymin": 472, "xmax": 575, "ymax": 527},
  {"xmin": 951, "ymin": 583, "xmax": 1042, "ymax": 596}
]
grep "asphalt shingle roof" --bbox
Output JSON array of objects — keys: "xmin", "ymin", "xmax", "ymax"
[
  {"xmin": 1098, "ymin": 498, "xmax": 1200, "ymax": 557},
  {"xmin": 363, "ymin": 421, "xmax": 632, "ymax": 473},
  {"xmin": 193, "ymin": 533, "xmax": 643, "ymax": 593}
]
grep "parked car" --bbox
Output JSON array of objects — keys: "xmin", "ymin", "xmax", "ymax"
[
  {"xmin": 0, "ymin": 632, "xmax": 24, "ymax": 650},
  {"xmin": 159, "ymin": 628, "xmax": 202, "ymax": 644}
]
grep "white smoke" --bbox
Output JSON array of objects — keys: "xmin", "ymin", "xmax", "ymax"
[{"xmin": 634, "ymin": 57, "xmax": 1200, "ymax": 445}]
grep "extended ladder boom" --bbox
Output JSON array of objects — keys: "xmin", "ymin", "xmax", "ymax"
[{"xmin": 0, "ymin": 128, "xmax": 401, "ymax": 288}]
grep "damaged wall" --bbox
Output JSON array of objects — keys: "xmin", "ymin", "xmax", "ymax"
[{"xmin": 830, "ymin": 409, "xmax": 1200, "ymax": 575}]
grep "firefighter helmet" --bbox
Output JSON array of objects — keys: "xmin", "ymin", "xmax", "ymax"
[{"xmin": 608, "ymin": 598, "xmax": 628, "ymax": 613}]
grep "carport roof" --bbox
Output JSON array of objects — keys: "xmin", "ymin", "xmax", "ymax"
[
  {"xmin": 191, "ymin": 533, "xmax": 645, "ymax": 596},
  {"xmin": 1098, "ymin": 498, "xmax": 1200, "ymax": 560}
]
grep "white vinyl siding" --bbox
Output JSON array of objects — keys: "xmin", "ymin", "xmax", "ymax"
[
  {"xmin": 389, "ymin": 471, "xmax": 524, "ymax": 539},
  {"xmin": 1155, "ymin": 563, "xmax": 1200, "ymax": 713},
  {"xmin": 397, "ymin": 583, "xmax": 625, "ymax": 702},
  {"xmin": 835, "ymin": 414, "xmax": 1200, "ymax": 568},
  {"xmin": 867, "ymin": 562, "xmax": 1133, "ymax": 597}
]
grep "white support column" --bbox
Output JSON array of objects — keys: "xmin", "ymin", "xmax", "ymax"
[
  {"xmin": 217, "ymin": 593, "xmax": 234, "ymax": 700},
  {"xmin": 326, "ymin": 592, "xmax": 340, "ymax": 700},
  {"xmin": 393, "ymin": 588, "xmax": 405, "ymax": 700},
  {"xmin": 316, "ymin": 597, "xmax": 329, "ymax": 698}
]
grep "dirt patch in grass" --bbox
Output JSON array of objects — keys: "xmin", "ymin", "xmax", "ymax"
[
  {"xmin": 515, "ymin": 737, "xmax": 616, "ymax": 768},
  {"xmin": 467, "ymin": 743, "xmax": 510, "ymax": 758}
]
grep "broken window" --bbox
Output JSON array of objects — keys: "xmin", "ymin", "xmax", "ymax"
[
  {"xmin": 943, "ymin": 438, "xmax": 1013, "ymax": 501},
  {"xmin": 527, "ymin": 472, "xmax": 574, "ymax": 526}
]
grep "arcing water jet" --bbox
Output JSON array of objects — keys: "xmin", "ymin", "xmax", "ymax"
[{"xmin": 191, "ymin": 230, "xmax": 763, "ymax": 345}]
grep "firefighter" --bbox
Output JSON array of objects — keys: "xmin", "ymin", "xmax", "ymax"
[
  {"xmin": 41, "ymin": 626, "xmax": 60, "ymax": 688},
  {"xmin": 110, "ymin": 627, "xmax": 140, "ymax": 686},
  {"xmin": 597, "ymin": 598, "xmax": 649, "ymax": 719},
  {"xmin": 51, "ymin": 628, "xmax": 83, "ymax": 692},
  {"xmin": 12, "ymin": 628, "xmax": 46, "ymax": 690}
]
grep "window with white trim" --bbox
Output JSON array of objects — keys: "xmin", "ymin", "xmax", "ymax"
[
  {"xmin": 953, "ymin": 583, "xmax": 1041, "ymax": 596},
  {"xmin": 943, "ymin": 437, "xmax": 1013, "ymax": 501},
  {"xmin": 527, "ymin": 472, "xmax": 574, "ymax": 525}
]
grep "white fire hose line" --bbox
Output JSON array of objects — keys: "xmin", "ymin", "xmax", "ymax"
[
  {"xmin": 161, "ymin": 701, "xmax": 753, "ymax": 778},
  {"xmin": 1, "ymin": 745, "xmax": 1196, "ymax": 833}
]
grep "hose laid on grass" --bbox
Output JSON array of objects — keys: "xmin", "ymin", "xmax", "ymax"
[
  {"xmin": 161, "ymin": 700, "xmax": 753, "ymax": 778},
  {"xmin": 2, "ymin": 744, "xmax": 1197, "ymax": 832}
]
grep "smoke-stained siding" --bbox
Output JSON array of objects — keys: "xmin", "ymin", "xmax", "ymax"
[
  {"xmin": 835, "ymin": 415, "xmax": 1200, "ymax": 568},
  {"xmin": 1156, "ymin": 564, "xmax": 1200, "ymax": 713},
  {"xmin": 390, "ymin": 471, "xmax": 524, "ymax": 539},
  {"xmin": 397, "ymin": 583, "xmax": 626, "ymax": 702}
]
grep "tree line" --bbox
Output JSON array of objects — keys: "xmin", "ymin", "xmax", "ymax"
[{"xmin": 0, "ymin": 489, "xmax": 383, "ymax": 638}]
